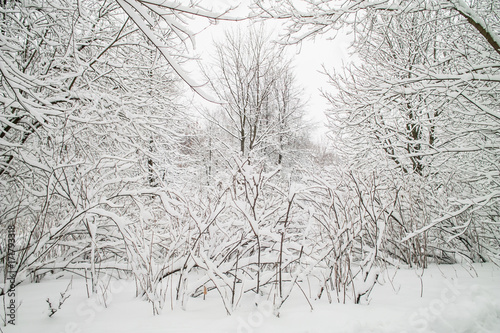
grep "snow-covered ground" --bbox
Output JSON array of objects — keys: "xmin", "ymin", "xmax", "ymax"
[{"xmin": 4, "ymin": 263, "xmax": 500, "ymax": 333}]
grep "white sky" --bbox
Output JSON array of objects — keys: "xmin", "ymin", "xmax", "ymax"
[{"xmin": 183, "ymin": 0, "xmax": 353, "ymax": 143}]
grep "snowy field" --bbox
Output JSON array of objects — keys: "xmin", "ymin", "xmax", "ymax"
[{"xmin": 4, "ymin": 263, "xmax": 500, "ymax": 333}]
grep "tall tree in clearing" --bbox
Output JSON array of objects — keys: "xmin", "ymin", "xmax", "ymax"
[{"xmin": 202, "ymin": 26, "xmax": 309, "ymax": 168}]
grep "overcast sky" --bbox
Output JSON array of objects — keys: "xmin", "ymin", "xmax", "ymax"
[{"xmin": 184, "ymin": 0, "xmax": 353, "ymax": 142}]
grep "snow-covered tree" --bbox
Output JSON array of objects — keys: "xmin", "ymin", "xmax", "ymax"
[
  {"xmin": 0, "ymin": 0, "xmax": 238, "ymax": 293},
  {"xmin": 255, "ymin": 0, "xmax": 500, "ymax": 263},
  {"xmin": 202, "ymin": 26, "xmax": 309, "ymax": 168}
]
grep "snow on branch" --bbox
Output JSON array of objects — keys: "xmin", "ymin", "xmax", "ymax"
[
  {"xmin": 449, "ymin": 0, "xmax": 500, "ymax": 55},
  {"xmin": 118, "ymin": 0, "xmax": 246, "ymax": 103},
  {"xmin": 400, "ymin": 191, "xmax": 500, "ymax": 242},
  {"xmin": 257, "ymin": 0, "xmax": 500, "ymax": 55},
  {"xmin": 138, "ymin": 0, "xmax": 243, "ymax": 20}
]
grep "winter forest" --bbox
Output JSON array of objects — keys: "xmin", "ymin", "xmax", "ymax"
[{"xmin": 1, "ymin": 0, "xmax": 499, "ymax": 332}]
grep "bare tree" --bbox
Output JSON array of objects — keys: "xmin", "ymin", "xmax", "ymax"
[{"xmin": 202, "ymin": 25, "xmax": 308, "ymax": 168}]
